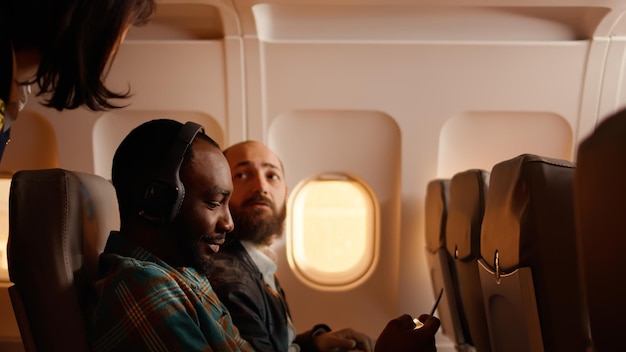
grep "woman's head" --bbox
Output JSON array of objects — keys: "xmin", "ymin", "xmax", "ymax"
[{"xmin": 5, "ymin": 0, "xmax": 156, "ymax": 111}]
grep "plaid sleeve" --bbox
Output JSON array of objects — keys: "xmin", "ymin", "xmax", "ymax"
[{"xmin": 88, "ymin": 262, "xmax": 253, "ymax": 352}]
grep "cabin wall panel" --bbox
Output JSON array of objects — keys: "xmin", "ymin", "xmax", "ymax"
[
  {"xmin": 576, "ymin": 37, "xmax": 626, "ymax": 156},
  {"xmin": 438, "ymin": 111, "xmax": 573, "ymax": 177},
  {"xmin": 13, "ymin": 104, "xmax": 98, "ymax": 174},
  {"xmin": 251, "ymin": 39, "xmax": 594, "ymax": 339},
  {"xmin": 0, "ymin": 112, "xmax": 59, "ymax": 172},
  {"xmin": 268, "ymin": 110, "xmax": 401, "ymax": 338},
  {"xmin": 258, "ymin": 42, "xmax": 589, "ymax": 123},
  {"xmin": 224, "ymin": 37, "xmax": 247, "ymax": 145},
  {"xmin": 240, "ymin": 37, "xmax": 265, "ymax": 143},
  {"xmin": 598, "ymin": 38, "xmax": 626, "ymax": 125},
  {"xmin": 577, "ymin": 38, "xmax": 610, "ymax": 150},
  {"xmin": 107, "ymin": 41, "xmax": 227, "ymax": 115}
]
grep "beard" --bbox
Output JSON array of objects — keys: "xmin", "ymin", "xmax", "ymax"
[
  {"xmin": 230, "ymin": 199, "xmax": 287, "ymax": 245},
  {"xmin": 172, "ymin": 231, "xmax": 213, "ymax": 276}
]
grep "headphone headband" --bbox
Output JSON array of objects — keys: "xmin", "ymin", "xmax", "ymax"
[{"xmin": 139, "ymin": 121, "xmax": 204, "ymax": 224}]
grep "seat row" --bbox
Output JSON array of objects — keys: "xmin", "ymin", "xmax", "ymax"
[{"xmin": 425, "ymin": 108, "xmax": 626, "ymax": 352}]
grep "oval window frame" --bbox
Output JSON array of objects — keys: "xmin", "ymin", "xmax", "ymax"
[{"xmin": 286, "ymin": 172, "xmax": 379, "ymax": 291}]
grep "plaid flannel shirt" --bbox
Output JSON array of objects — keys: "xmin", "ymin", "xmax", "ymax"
[{"xmin": 87, "ymin": 231, "xmax": 254, "ymax": 352}]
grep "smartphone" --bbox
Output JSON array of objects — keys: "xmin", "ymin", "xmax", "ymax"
[{"xmin": 413, "ymin": 288, "xmax": 444, "ymax": 329}]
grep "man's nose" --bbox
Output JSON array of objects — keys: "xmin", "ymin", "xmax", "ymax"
[
  {"xmin": 220, "ymin": 209, "xmax": 234, "ymax": 233},
  {"xmin": 251, "ymin": 174, "xmax": 269, "ymax": 194}
]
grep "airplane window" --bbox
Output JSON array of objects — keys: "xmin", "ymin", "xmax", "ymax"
[
  {"xmin": 287, "ymin": 173, "xmax": 378, "ymax": 290},
  {"xmin": 0, "ymin": 178, "xmax": 10, "ymax": 282}
]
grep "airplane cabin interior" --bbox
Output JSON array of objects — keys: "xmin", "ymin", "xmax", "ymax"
[{"xmin": 2, "ymin": 0, "xmax": 626, "ymax": 351}]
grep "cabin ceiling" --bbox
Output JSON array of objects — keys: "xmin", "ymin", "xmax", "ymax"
[{"xmin": 125, "ymin": 0, "xmax": 626, "ymax": 41}]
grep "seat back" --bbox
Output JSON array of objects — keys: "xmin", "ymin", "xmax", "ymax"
[
  {"xmin": 445, "ymin": 169, "xmax": 491, "ymax": 352},
  {"xmin": 574, "ymin": 109, "xmax": 626, "ymax": 352},
  {"xmin": 478, "ymin": 154, "xmax": 587, "ymax": 352},
  {"xmin": 7, "ymin": 169, "xmax": 119, "ymax": 352},
  {"xmin": 424, "ymin": 179, "xmax": 469, "ymax": 346}
]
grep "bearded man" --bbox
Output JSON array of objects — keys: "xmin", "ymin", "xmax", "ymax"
[{"xmin": 208, "ymin": 141, "xmax": 375, "ymax": 352}]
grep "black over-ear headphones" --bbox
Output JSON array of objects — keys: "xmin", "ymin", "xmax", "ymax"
[{"xmin": 138, "ymin": 121, "xmax": 204, "ymax": 224}]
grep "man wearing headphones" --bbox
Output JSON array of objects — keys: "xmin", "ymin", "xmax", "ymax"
[
  {"xmin": 87, "ymin": 119, "xmax": 440, "ymax": 351},
  {"xmin": 87, "ymin": 119, "xmax": 252, "ymax": 351}
]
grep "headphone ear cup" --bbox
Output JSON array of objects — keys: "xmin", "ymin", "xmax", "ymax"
[
  {"xmin": 139, "ymin": 179, "xmax": 185, "ymax": 224},
  {"xmin": 138, "ymin": 121, "xmax": 203, "ymax": 224}
]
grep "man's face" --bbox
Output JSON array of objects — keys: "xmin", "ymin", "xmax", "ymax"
[
  {"xmin": 173, "ymin": 139, "xmax": 234, "ymax": 275},
  {"xmin": 225, "ymin": 141, "xmax": 288, "ymax": 245}
]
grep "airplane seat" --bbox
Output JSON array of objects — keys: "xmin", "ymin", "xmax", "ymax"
[
  {"xmin": 7, "ymin": 169, "xmax": 120, "ymax": 352},
  {"xmin": 477, "ymin": 154, "xmax": 587, "ymax": 352},
  {"xmin": 574, "ymin": 108, "xmax": 626, "ymax": 352},
  {"xmin": 424, "ymin": 179, "xmax": 472, "ymax": 350},
  {"xmin": 445, "ymin": 169, "xmax": 491, "ymax": 352}
]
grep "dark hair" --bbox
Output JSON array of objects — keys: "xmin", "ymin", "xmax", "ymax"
[
  {"xmin": 3, "ymin": 0, "xmax": 156, "ymax": 111},
  {"xmin": 112, "ymin": 119, "xmax": 220, "ymax": 220}
]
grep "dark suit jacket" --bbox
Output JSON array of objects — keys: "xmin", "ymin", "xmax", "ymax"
[{"xmin": 209, "ymin": 237, "xmax": 324, "ymax": 352}]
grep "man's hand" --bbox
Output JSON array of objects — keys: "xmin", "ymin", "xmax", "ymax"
[
  {"xmin": 375, "ymin": 314, "xmax": 440, "ymax": 352},
  {"xmin": 313, "ymin": 327, "xmax": 374, "ymax": 352}
]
